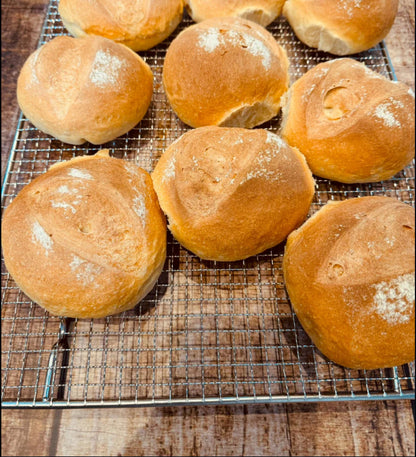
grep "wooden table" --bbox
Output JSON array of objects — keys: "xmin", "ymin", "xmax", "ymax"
[{"xmin": 1, "ymin": 1, "xmax": 415, "ymax": 455}]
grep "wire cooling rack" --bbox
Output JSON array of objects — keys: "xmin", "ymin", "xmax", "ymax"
[{"xmin": 1, "ymin": 0, "xmax": 415, "ymax": 408}]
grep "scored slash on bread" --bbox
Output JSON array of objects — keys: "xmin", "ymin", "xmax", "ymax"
[
  {"xmin": 152, "ymin": 126, "xmax": 315, "ymax": 261},
  {"xmin": 17, "ymin": 35, "xmax": 153, "ymax": 145},
  {"xmin": 280, "ymin": 58, "xmax": 415, "ymax": 183},
  {"xmin": 1, "ymin": 151, "xmax": 167, "ymax": 318},
  {"xmin": 58, "ymin": 0, "xmax": 184, "ymax": 51},
  {"xmin": 283, "ymin": 196, "xmax": 415, "ymax": 370}
]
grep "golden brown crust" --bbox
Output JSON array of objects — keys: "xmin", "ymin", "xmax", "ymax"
[
  {"xmin": 59, "ymin": 0, "xmax": 183, "ymax": 51},
  {"xmin": 280, "ymin": 58, "xmax": 415, "ymax": 183},
  {"xmin": 152, "ymin": 126, "xmax": 315, "ymax": 261},
  {"xmin": 1, "ymin": 151, "xmax": 167, "ymax": 319},
  {"xmin": 17, "ymin": 35, "xmax": 153, "ymax": 145},
  {"xmin": 283, "ymin": 0, "xmax": 399, "ymax": 55},
  {"xmin": 185, "ymin": 0, "xmax": 285, "ymax": 26},
  {"xmin": 162, "ymin": 17, "xmax": 289, "ymax": 128},
  {"xmin": 283, "ymin": 196, "xmax": 415, "ymax": 370}
]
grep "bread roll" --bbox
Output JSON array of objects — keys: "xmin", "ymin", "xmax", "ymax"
[
  {"xmin": 17, "ymin": 35, "xmax": 153, "ymax": 145},
  {"xmin": 1, "ymin": 151, "xmax": 167, "ymax": 319},
  {"xmin": 283, "ymin": 0, "xmax": 399, "ymax": 55},
  {"xmin": 185, "ymin": 0, "xmax": 285, "ymax": 27},
  {"xmin": 283, "ymin": 196, "xmax": 415, "ymax": 370},
  {"xmin": 162, "ymin": 17, "xmax": 289, "ymax": 128},
  {"xmin": 152, "ymin": 126, "xmax": 315, "ymax": 261},
  {"xmin": 59, "ymin": 0, "xmax": 183, "ymax": 51},
  {"xmin": 280, "ymin": 58, "xmax": 415, "ymax": 183}
]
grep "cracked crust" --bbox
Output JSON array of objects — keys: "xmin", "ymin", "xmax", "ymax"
[
  {"xmin": 283, "ymin": 0, "xmax": 399, "ymax": 55},
  {"xmin": 162, "ymin": 17, "xmax": 289, "ymax": 129},
  {"xmin": 184, "ymin": 0, "xmax": 285, "ymax": 26}
]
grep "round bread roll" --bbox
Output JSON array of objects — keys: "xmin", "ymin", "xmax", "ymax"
[
  {"xmin": 1, "ymin": 150, "xmax": 167, "ymax": 319},
  {"xmin": 184, "ymin": 0, "xmax": 285, "ymax": 27},
  {"xmin": 283, "ymin": 196, "xmax": 415, "ymax": 370},
  {"xmin": 283, "ymin": 0, "xmax": 399, "ymax": 55},
  {"xmin": 162, "ymin": 17, "xmax": 289, "ymax": 128},
  {"xmin": 17, "ymin": 35, "xmax": 153, "ymax": 145},
  {"xmin": 152, "ymin": 126, "xmax": 315, "ymax": 261},
  {"xmin": 59, "ymin": 0, "xmax": 183, "ymax": 51},
  {"xmin": 280, "ymin": 58, "xmax": 415, "ymax": 183}
]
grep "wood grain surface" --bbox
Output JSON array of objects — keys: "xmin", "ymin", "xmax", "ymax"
[
  {"xmin": 2, "ymin": 401, "xmax": 415, "ymax": 456},
  {"xmin": 1, "ymin": 1, "xmax": 415, "ymax": 456}
]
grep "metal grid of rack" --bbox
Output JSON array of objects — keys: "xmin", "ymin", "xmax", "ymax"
[{"xmin": 1, "ymin": 0, "xmax": 415, "ymax": 408}]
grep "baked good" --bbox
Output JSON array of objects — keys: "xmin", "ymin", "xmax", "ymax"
[
  {"xmin": 17, "ymin": 35, "xmax": 153, "ymax": 145},
  {"xmin": 162, "ymin": 17, "xmax": 289, "ymax": 128},
  {"xmin": 280, "ymin": 58, "xmax": 415, "ymax": 183},
  {"xmin": 152, "ymin": 126, "xmax": 315, "ymax": 261},
  {"xmin": 184, "ymin": 0, "xmax": 285, "ymax": 27},
  {"xmin": 283, "ymin": 196, "xmax": 415, "ymax": 370},
  {"xmin": 283, "ymin": 0, "xmax": 399, "ymax": 55},
  {"xmin": 59, "ymin": 0, "xmax": 183, "ymax": 51},
  {"xmin": 1, "ymin": 150, "xmax": 167, "ymax": 319}
]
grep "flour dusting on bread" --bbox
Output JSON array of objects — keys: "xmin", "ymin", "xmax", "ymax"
[
  {"xmin": 68, "ymin": 168, "xmax": 93, "ymax": 180},
  {"xmin": 70, "ymin": 254, "xmax": 103, "ymax": 286},
  {"xmin": 266, "ymin": 131, "xmax": 284, "ymax": 147},
  {"xmin": 133, "ymin": 194, "xmax": 147, "ymax": 223},
  {"xmin": 89, "ymin": 49, "xmax": 125, "ymax": 88},
  {"xmin": 163, "ymin": 156, "xmax": 176, "ymax": 182},
  {"xmin": 373, "ymin": 273, "xmax": 415, "ymax": 324},
  {"xmin": 338, "ymin": 0, "xmax": 363, "ymax": 17},
  {"xmin": 2, "ymin": 152, "xmax": 167, "ymax": 318},
  {"xmin": 32, "ymin": 220, "xmax": 53, "ymax": 255},
  {"xmin": 51, "ymin": 200, "xmax": 77, "ymax": 214},
  {"xmin": 198, "ymin": 27, "xmax": 222, "ymax": 52},
  {"xmin": 197, "ymin": 27, "xmax": 272, "ymax": 70},
  {"xmin": 363, "ymin": 65, "xmax": 385, "ymax": 79},
  {"xmin": 29, "ymin": 48, "xmax": 41, "ymax": 85},
  {"xmin": 57, "ymin": 185, "xmax": 79, "ymax": 195},
  {"xmin": 228, "ymin": 29, "xmax": 271, "ymax": 70},
  {"xmin": 374, "ymin": 101, "xmax": 401, "ymax": 128}
]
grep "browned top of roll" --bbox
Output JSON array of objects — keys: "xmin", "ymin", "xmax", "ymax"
[
  {"xmin": 280, "ymin": 58, "xmax": 415, "ymax": 183},
  {"xmin": 185, "ymin": 0, "xmax": 285, "ymax": 26},
  {"xmin": 152, "ymin": 126, "xmax": 315, "ymax": 261},
  {"xmin": 162, "ymin": 17, "xmax": 289, "ymax": 128},
  {"xmin": 17, "ymin": 35, "xmax": 153, "ymax": 145},
  {"xmin": 1, "ymin": 151, "xmax": 167, "ymax": 318},
  {"xmin": 59, "ymin": 0, "xmax": 183, "ymax": 51},
  {"xmin": 283, "ymin": 196, "xmax": 415, "ymax": 369},
  {"xmin": 283, "ymin": 0, "xmax": 399, "ymax": 55}
]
